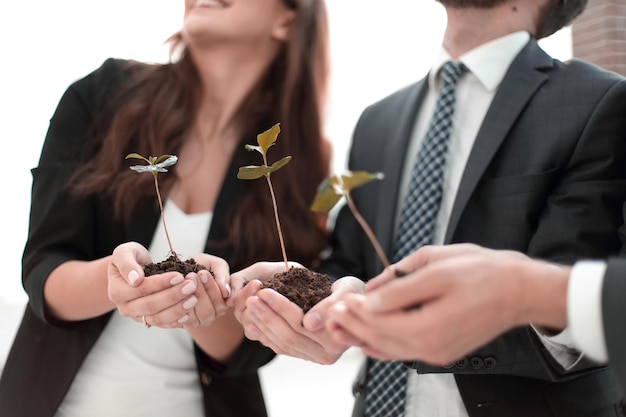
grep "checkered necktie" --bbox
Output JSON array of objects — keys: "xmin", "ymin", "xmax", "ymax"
[{"xmin": 363, "ymin": 61, "xmax": 467, "ymax": 417}]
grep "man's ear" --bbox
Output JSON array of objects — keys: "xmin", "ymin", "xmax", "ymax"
[{"xmin": 272, "ymin": 10, "xmax": 296, "ymax": 42}]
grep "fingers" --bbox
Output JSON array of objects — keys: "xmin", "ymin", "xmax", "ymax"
[
  {"xmin": 302, "ymin": 276, "xmax": 364, "ymax": 331},
  {"xmin": 230, "ymin": 267, "xmax": 354, "ymax": 364},
  {"xmin": 110, "ymin": 242, "xmax": 152, "ymax": 286},
  {"xmin": 230, "ymin": 278, "xmax": 263, "ymax": 314},
  {"xmin": 329, "ymin": 293, "xmax": 432, "ymax": 362},
  {"xmin": 365, "ymin": 272, "xmax": 435, "ymax": 313},
  {"xmin": 112, "ymin": 271, "xmax": 200, "ymax": 328},
  {"xmin": 366, "ymin": 244, "xmax": 487, "ymax": 292},
  {"xmin": 243, "ymin": 289, "xmax": 343, "ymax": 364},
  {"xmin": 365, "ymin": 246, "xmax": 442, "ymax": 292},
  {"xmin": 230, "ymin": 262, "xmax": 298, "ymax": 293},
  {"xmin": 327, "ymin": 295, "xmax": 380, "ymax": 348},
  {"xmin": 364, "ymin": 266, "xmax": 397, "ymax": 291},
  {"xmin": 188, "ymin": 270, "xmax": 230, "ymax": 327},
  {"xmin": 326, "ymin": 304, "xmax": 365, "ymax": 347},
  {"xmin": 190, "ymin": 253, "xmax": 231, "ymax": 298},
  {"xmin": 110, "ymin": 249, "xmax": 244, "ymax": 329}
]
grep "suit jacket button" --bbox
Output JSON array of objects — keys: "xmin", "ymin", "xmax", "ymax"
[
  {"xmin": 483, "ymin": 357, "xmax": 496, "ymax": 369},
  {"xmin": 200, "ymin": 372, "xmax": 212, "ymax": 386},
  {"xmin": 470, "ymin": 356, "xmax": 483, "ymax": 369},
  {"xmin": 442, "ymin": 362, "xmax": 455, "ymax": 369},
  {"xmin": 455, "ymin": 358, "xmax": 468, "ymax": 369}
]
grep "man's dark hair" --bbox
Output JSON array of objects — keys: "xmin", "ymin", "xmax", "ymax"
[
  {"xmin": 537, "ymin": 0, "xmax": 588, "ymax": 38},
  {"xmin": 437, "ymin": 0, "xmax": 588, "ymax": 39}
]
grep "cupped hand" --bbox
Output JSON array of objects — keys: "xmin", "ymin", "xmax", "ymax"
[
  {"xmin": 328, "ymin": 244, "xmax": 540, "ymax": 364},
  {"xmin": 108, "ymin": 242, "xmax": 200, "ymax": 328},
  {"xmin": 179, "ymin": 253, "xmax": 231, "ymax": 327},
  {"xmin": 230, "ymin": 263, "xmax": 365, "ymax": 364},
  {"xmin": 228, "ymin": 261, "xmax": 303, "ymax": 297}
]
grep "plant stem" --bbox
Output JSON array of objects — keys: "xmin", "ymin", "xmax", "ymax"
[
  {"xmin": 153, "ymin": 174, "xmax": 175, "ymax": 255},
  {"xmin": 345, "ymin": 193, "xmax": 390, "ymax": 268},
  {"xmin": 265, "ymin": 175, "xmax": 289, "ymax": 271}
]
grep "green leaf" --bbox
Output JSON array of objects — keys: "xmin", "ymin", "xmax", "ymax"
[{"xmin": 257, "ymin": 123, "xmax": 281, "ymax": 155}]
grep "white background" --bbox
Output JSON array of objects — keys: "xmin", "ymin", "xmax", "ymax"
[{"xmin": 0, "ymin": 1, "xmax": 571, "ymax": 416}]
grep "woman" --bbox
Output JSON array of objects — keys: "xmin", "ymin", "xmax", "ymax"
[{"xmin": 0, "ymin": 0, "xmax": 330, "ymax": 416}]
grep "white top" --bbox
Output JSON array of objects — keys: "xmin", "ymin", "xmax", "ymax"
[
  {"xmin": 396, "ymin": 32, "xmax": 531, "ymax": 417},
  {"xmin": 56, "ymin": 200, "xmax": 212, "ymax": 417}
]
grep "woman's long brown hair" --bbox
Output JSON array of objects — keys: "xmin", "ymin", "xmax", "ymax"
[{"xmin": 70, "ymin": 0, "xmax": 331, "ymax": 270}]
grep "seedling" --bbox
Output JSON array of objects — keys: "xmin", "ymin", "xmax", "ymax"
[
  {"xmin": 126, "ymin": 153, "xmax": 178, "ymax": 256},
  {"xmin": 311, "ymin": 171, "xmax": 389, "ymax": 268},
  {"xmin": 237, "ymin": 123, "xmax": 291, "ymax": 271}
]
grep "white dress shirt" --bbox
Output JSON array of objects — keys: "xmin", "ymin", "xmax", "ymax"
[
  {"xmin": 396, "ymin": 31, "xmax": 532, "ymax": 417},
  {"xmin": 568, "ymin": 261, "xmax": 609, "ymax": 362},
  {"xmin": 535, "ymin": 261, "xmax": 609, "ymax": 370}
]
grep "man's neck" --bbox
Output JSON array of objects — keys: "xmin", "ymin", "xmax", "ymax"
[{"xmin": 442, "ymin": 4, "xmax": 537, "ymax": 58}]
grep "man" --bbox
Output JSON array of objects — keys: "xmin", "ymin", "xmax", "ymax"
[
  {"xmin": 231, "ymin": 0, "xmax": 626, "ymax": 415},
  {"xmin": 326, "ymin": 240, "xmax": 626, "ymax": 392}
]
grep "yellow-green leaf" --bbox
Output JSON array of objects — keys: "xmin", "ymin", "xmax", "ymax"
[
  {"xmin": 237, "ymin": 165, "xmax": 272, "ymax": 180},
  {"xmin": 310, "ymin": 171, "xmax": 384, "ymax": 212},
  {"xmin": 339, "ymin": 171, "xmax": 384, "ymax": 192},
  {"xmin": 257, "ymin": 123, "xmax": 281, "ymax": 154},
  {"xmin": 125, "ymin": 153, "xmax": 148, "ymax": 161},
  {"xmin": 310, "ymin": 177, "xmax": 344, "ymax": 212},
  {"xmin": 155, "ymin": 154, "xmax": 174, "ymax": 164},
  {"xmin": 270, "ymin": 156, "xmax": 291, "ymax": 172}
]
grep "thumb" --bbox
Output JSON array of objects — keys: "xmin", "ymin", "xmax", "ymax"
[{"xmin": 112, "ymin": 242, "xmax": 152, "ymax": 286}]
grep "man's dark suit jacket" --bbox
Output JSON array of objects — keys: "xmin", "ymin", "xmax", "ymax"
[
  {"xmin": 0, "ymin": 59, "xmax": 275, "ymax": 417},
  {"xmin": 322, "ymin": 40, "xmax": 626, "ymax": 416}
]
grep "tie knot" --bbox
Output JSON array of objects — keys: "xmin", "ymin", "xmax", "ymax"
[{"xmin": 440, "ymin": 61, "xmax": 467, "ymax": 87}]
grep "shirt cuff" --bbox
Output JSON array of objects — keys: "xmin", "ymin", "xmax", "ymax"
[
  {"xmin": 531, "ymin": 324, "xmax": 583, "ymax": 371},
  {"xmin": 568, "ymin": 260, "xmax": 608, "ymax": 363}
]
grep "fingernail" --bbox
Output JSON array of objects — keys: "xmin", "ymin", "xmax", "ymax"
[
  {"xmin": 182, "ymin": 280, "xmax": 196, "ymax": 295},
  {"xmin": 177, "ymin": 314, "xmax": 190, "ymax": 324},
  {"xmin": 170, "ymin": 275, "xmax": 184, "ymax": 285},
  {"xmin": 225, "ymin": 283, "xmax": 232, "ymax": 297},
  {"xmin": 199, "ymin": 271, "xmax": 209, "ymax": 284},
  {"xmin": 183, "ymin": 296, "xmax": 198, "ymax": 310},
  {"xmin": 307, "ymin": 311, "xmax": 322, "ymax": 328},
  {"xmin": 128, "ymin": 270, "xmax": 139, "ymax": 285}
]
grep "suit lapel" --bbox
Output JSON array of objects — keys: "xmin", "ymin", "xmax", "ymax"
[
  {"xmin": 375, "ymin": 79, "xmax": 428, "ymax": 266},
  {"xmin": 444, "ymin": 40, "xmax": 554, "ymax": 243}
]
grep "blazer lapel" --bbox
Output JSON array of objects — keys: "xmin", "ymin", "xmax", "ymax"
[
  {"xmin": 375, "ymin": 79, "xmax": 428, "ymax": 268},
  {"xmin": 205, "ymin": 143, "xmax": 251, "ymax": 264},
  {"xmin": 444, "ymin": 40, "xmax": 554, "ymax": 243}
]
